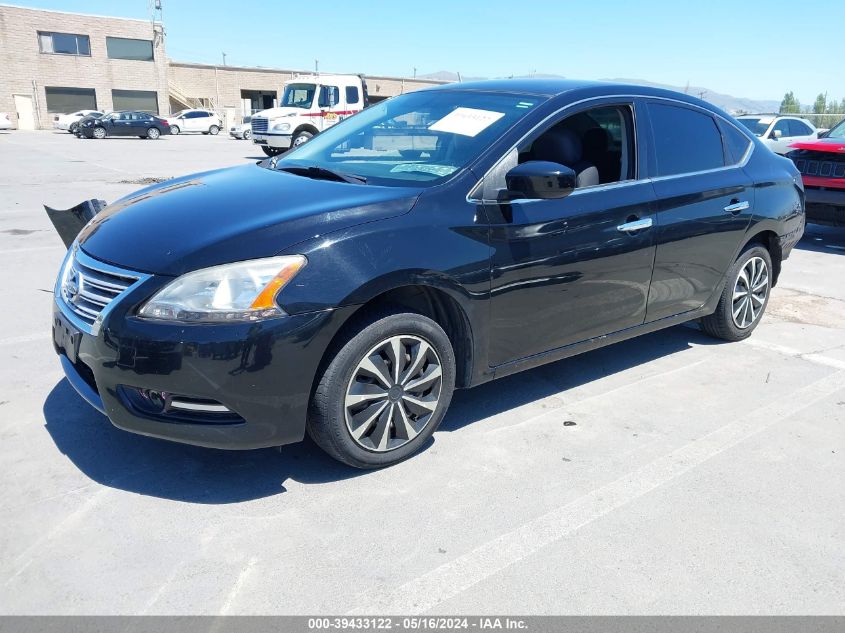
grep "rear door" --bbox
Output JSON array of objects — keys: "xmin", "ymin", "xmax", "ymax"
[{"xmin": 643, "ymin": 100, "xmax": 754, "ymax": 322}]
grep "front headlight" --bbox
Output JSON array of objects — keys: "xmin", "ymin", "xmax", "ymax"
[
  {"xmin": 138, "ymin": 255, "xmax": 306, "ymax": 322},
  {"xmin": 272, "ymin": 123, "xmax": 291, "ymax": 132}
]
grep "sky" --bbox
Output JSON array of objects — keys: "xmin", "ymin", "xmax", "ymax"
[{"xmin": 11, "ymin": 0, "xmax": 843, "ymax": 105}]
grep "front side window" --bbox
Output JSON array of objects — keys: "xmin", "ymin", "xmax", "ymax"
[
  {"xmin": 788, "ymin": 120, "xmax": 813, "ymax": 136},
  {"xmin": 648, "ymin": 103, "xmax": 725, "ymax": 177},
  {"xmin": 38, "ymin": 31, "xmax": 90, "ymax": 56},
  {"xmin": 517, "ymin": 104, "xmax": 636, "ymax": 187},
  {"xmin": 275, "ymin": 90, "xmax": 544, "ymax": 187},
  {"xmin": 106, "ymin": 37, "xmax": 154, "ymax": 61},
  {"xmin": 318, "ymin": 86, "xmax": 340, "ymax": 108},
  {"xmin": 281, "ymin": 84, "xmax": 316, "ymax": 109},
  {"xmin": 772, "ymin": 119, "xmax": 790, "ymax": 137}
]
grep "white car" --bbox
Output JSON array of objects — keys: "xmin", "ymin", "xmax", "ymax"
[
  {"xmin": 166, "ymin": 109, "xmax": 222, "ymax": 135},
  {"xmin": 735, "ymin": 114, "xmax": 817, "ymax": 155},
  {"xmin": 0, "ymin": 113, "xmax": 12, "ymax": 130},
  {"xmin": 52, "ymin": 110, "xmax": 102, "ymax": 134},
  {"xmin": 229, "ymin": 116, "xmax": 252, "ymax": 140}
]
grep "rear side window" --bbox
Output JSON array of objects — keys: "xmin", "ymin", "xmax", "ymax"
[
  {"xmin": 719, "ymin": 121, "xmax": 752, "ymax": 165},
  {"xmin": 345, "ymin": 86, "xmax": 360, "ymax": 105},
  {"xmin": 648, "ymin": 103, "xmax": 725, "ymax": 177}
]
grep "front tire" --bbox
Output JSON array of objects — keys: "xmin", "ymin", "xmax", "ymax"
[
  {"xmin": 307, "ymin": 312, "xmax": 456, "ymax": 469},
  {"xmin": 261, "ymin": 146, "xmax": 284, "ymax": 157},
  {"xmin": 291, "ymin": 130, "xmax": 313, "ymax": 147},
  {"xmin": 92, "ymin": 126, "xmax": 106, "ymax": 139},
  {"xmin": 170, "ymin": 125, "xmax": 180, "ymax": 135},
  {"xmin": 700, "ymin": 243, "xmax": 772, "ymax": 341},
  {"xmin": 147, "ymin": 127, "xmax": 161, "ymax": 140},
  {"xmin": 209, "ymin": 125, "xmax": 220, "ymax": 135}
]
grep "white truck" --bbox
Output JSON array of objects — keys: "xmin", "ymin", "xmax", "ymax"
[{"xmin": 251, "ymin": 74, "xmax": 369, "ymax": 156}]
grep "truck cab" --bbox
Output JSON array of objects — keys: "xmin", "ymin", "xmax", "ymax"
[{"xmin": 251, "ymin": 74, "xmax": 368, "ymax": 156}]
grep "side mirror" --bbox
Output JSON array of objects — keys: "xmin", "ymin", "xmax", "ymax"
[
  {"xmin": 771, "ymin": 129, "xmax": 783, "ymax": 139},
  {"xmin": 504, "ymin": 161, "xmax": 577, "ymax": 200}
]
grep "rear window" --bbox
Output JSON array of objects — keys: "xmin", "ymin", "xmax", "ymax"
[{"xmin": 648, "ymin": 103, "xmax": 725, "ymax": 177}]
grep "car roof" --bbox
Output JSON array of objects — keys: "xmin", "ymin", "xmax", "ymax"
[{"xmin": 421, "ymin": 78, "xmax": 729, "ymax": 112}]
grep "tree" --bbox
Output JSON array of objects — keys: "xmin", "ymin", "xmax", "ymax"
[
  {"xmin": 840, "ymin": 98, "xmax": 845, "ymax": 114},
  {"xmin": 780, "ymin": 91, "xmax": 801, "ymax": 114},
  {"xmin": 813, "ymin": 93, "xmax": 827, "ymax": 114}
]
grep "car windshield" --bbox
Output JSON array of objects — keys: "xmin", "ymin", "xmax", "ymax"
[
  {"xmin": 281, "ymin": 83, "xmax": 316, "ymax": 109},
  {"xmin": 737, "ymin": 117, "xmax": 771, "ymax": 136},
  {"xmin": 827, "ymin": 119, "xmax": 845, "ymax": 138},
  {"xmin": 274, "ymin": 90, "xmax": 543, "ymax": 187}
]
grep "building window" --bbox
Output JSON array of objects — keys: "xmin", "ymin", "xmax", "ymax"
[
  {"xmin": 38, "ymin": 32, "xmax": 90, "ymax": 56},
  {"xmin": 45, "ymin": 87, "xmax": 97, "ymax": 113},
  {"xmin": 106, "ymin": 37, "xmax": 154, "ymax": 61},
  {"xmin": 112, "ymin": 89, "xmax": 158, "ymax": 114}
]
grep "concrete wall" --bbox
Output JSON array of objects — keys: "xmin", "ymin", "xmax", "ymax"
[
  {"xmin": 0, "ymin": 4, "xmax": 168, "ymax": 128},
  {"xmin": 168, "ymin": 61, "xmax": 449, "ymax": 119}
]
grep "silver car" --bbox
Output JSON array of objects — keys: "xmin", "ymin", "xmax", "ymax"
[{"xmin": 229, "ymin": 115, "xmax": 251, "ymax": 140}]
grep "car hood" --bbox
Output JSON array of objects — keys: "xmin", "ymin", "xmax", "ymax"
[
  {"xmin": 789, "ymin": 137, "xmax": 845, "ymax": 154},
  {"xmin": 77, "ymin": 163, "xmax": 421, "ymax": 276}
]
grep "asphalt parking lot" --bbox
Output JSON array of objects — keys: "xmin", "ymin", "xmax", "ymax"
[{"xmin": 1, "ymin": 130, "xmax": 843, "ymax": 615}]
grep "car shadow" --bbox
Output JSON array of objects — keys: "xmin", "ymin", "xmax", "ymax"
[
  {"xmin": 43, "ymin": 324, "xmax": 718, "ymax": 505},
  {"xmin": 796, "ymin": 223, "xmax": 845, "ymax": 255}
]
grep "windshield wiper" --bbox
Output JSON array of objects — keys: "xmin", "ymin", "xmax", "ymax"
[{"xmin": 278, "ymin": 164, "xmax": 367, "ymax": 184}]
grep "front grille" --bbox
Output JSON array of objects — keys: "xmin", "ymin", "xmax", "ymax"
[
  {"xmin": 59, "ymin": 249, "xmax": 140, "ymax": 330},
  {"xmin": 251, "ymin": 117, "xmax": 268, "ymax": 133},
  {"xmin": 795, "ymin": 158, "xmax": 845, "ymax": 179}
]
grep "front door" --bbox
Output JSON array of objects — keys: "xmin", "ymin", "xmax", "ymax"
[
  {"xmin": 318, "ymin": 85, "xmax": 340, "ymax": 132},
  {"xmin": 483, "ymin": 102, "xmax": 657, "ymax": 366},
  {"xmin": 13, "ymin": 94, "xmax": 34, "ymax": 130},
  {"xmin": 643, "ymin": 101, "xmax": 754, "ymax": 322}
]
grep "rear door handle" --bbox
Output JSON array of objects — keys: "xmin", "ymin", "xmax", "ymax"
[
  {"xmin": 617, "ymin": 217, "xmax": 653, "ymax": 233},
  {"xmin": 724, "ymin": 200, "xmax": 750, "ymax": 214}
]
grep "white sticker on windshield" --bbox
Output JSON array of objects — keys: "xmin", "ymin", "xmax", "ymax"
[{"xmin": 429, "ymin": 107, "xmax": 505, "ymax": 137}]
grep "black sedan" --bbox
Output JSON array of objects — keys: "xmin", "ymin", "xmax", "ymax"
[
  {"xmin": 77, "ymin": 111, "xmax": 171, "ymax": 139},
  {"xmin": 51, "ymin": 80, "xmax": 805, "ymax": 468}
]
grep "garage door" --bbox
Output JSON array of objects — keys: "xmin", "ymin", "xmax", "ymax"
[
  {"xmin": 45, "ymin": 87, "xmax": 97, "ymax": 113},
  {"xmin": 111, "ymin": 89, "xmax": 158, "ymax": 114}
]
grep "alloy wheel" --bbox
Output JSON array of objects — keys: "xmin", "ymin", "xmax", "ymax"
[
  {"xmin": 344, "ymin": 335, "xmax": 443, "ymax": 452},
  {"xmin": 732, "ymin": 256, "xmax": 769, "ymax": 329}
]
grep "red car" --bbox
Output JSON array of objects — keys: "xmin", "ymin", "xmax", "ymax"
[{"xmin": 788, "ymin": 117, "xmax": 845, "ymax": 226}]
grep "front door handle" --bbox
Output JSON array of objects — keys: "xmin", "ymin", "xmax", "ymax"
[
  {"xmin": 617, "ymin": 217, "xmax": 653, "ymax": 233},
  {"xmin": 724, "ymin": 200, "xmax": 750, "ymax": 214}
]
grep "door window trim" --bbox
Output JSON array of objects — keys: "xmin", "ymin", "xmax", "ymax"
[{"xmin": 468, "ymin": 93, "xmax": 755, "ymax": 202}]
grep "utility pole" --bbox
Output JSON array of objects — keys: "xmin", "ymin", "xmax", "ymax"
[
  {"xmin": 222, "ymin": 52, "xmax": 227, "ymax": 66},
  {"xmin": 413, "ymin": 67, "xmax": 417, "ymax": 79},
  {"xmin": 315, "ymin": 59, "xmax": 319, "ymax": 74}
]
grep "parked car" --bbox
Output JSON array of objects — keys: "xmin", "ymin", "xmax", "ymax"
[
  {"xmin": 787, "ymin": 117, "xmax": 845, "ymax": 226},
  {"xmin": 0, "ymin": 112, "xmax": 12, "ymax": 130},
  {"xmin": 735, "ymin": 114, "xmax": 817, "ymax": 155},
  {"xmin": 166, "ymin": 109, "xmax": 221, "ymax": 135},
  {"xmin": 229, "ymin": 116, "xmax": 252, "ymax": 140},
  {"xmin": 53, "ymin": 110, "xmax": 102, "ymax": 134},
  {"xmin": 50, "ymin": 80, "xmax": 804, "ymax": 468},
  {"xmin": 77, "ymin": 111, "xmax": 171, "ymax": 139}
]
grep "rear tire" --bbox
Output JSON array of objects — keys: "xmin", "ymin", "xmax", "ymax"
[
  {"xmin": 209, "ymin": 125, "xmax": 220, "ymax": 135},
  {"xmin": 171, "ymin": 125, "xmax": 180, "ymax": 135},
  {"xmin": 700, "ymin": 243, "xmax": 772, "ymax": 342},
  {"xmin": 307, "ymin": 312, "xmax": 456, "ymax": 469},
  {"xmin": 243, "ymin": 129, "xmax": 251, "ymax": 140},
  {"xmin": 69, "ymin": 123, "xmax": 78, "ymax": 134}
]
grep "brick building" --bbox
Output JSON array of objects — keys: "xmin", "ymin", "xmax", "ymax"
[
  {"xmin": 0, "ymin": 4, "xmax": 168, "ymax": 129},
  {"xmin": 0, "ymin": 3, "xmax": 446, "ymax": 130}
]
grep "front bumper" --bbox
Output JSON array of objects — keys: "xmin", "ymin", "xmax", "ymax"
[
  {"xmin": 804, "ymin": 186, "xmax": 845, "ymax": 226},
  {"xmin": 53, "ymin": 254, "xmax": 350, "ymax": 449},
  {"xmin": 252, "ymin": 132, "xmax": 292, "ymax": 149}
]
